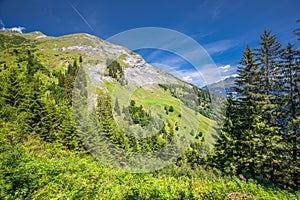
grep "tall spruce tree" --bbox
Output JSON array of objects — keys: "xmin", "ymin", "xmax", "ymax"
[
  {"xmin": 254, "ymin": 30, "xmax": 283, "ymax": 182},
  {"xmin": 210, "ymin": 94, "xmax": 241, "ymax": 174},
  {"xmin": 256, "ymin": 29, "xmax": 281, "ymax": 95},
  {"xmin": 234, "ymin": 45, "xmax": 261, "ymax": 176},
  {"xmin": 278, "ymin": 43, "xmax": 300, "ymax": 187},
  {"xmin": 211, "ymin": 46, "xmax": 262, "ymax": 176}
]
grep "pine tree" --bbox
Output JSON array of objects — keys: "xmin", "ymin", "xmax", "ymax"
[
  {"xmin": 256, "ymin": 29, "xmax": 281, "ymax": 95},
  {"xmin": 211, "ymin": 28, "xmax": 299, "ymax": 188},
  {"xmin": 254, "ymin": 30, "xmax": 283, "ymax": 182},
  {"xmin": 234, "ymin": 45, "xmax": 261, "ymax": 176},
  {"xmin": 211, "ymin": 46, "xmax": 262, "ymax": 176},
  {"xmin": 210, "ymin": 95, "xmax": 241, "ymax": 174},
  {"xmin": 278, "ymin": 43, "xmax": 300, "ymax": 187}
]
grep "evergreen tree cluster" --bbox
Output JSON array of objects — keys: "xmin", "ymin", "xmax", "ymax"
[
  {"xmin": 211, "ymin": 29, "xmax": 300, "ymax": 189},
  {"xmin": 106, "ymin": 59, "xmax": 124, "ymax": 78},
  {"xmin": 158, "ymin": 83, "xmax": 215, "ymax": 118},
  {"xmin": 94, "ymin": 91, "xmax": 204, "ymax": 165},
  {"xmin": 96, "ymin": 92, "xmax": 173, "ymax": 153},
  {"xmin": 128, "ymin": 100, "xmax": 150, "ymax": 127},
  {"xmin": 105, "ymin": 59, "xmax": 127, "ymax": 85},
  {"xmin": 0, "ymin": 50, "xmax": 83, "ymax": 150}
]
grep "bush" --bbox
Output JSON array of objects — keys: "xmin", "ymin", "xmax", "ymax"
[{"xmin": 0, "ymin": 141, "xmax": 299, "ymax": 199}]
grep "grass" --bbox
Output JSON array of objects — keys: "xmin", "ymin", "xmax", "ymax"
[
  {"xmin": 105, "ymin": 81, "xmax": 216, "ymax": 150},
  {"xmin": 1, "ymin": 139, "xmax": 298, "ymax": 200},
  {"xmin": 0, "ymin": 31, "xmax": 107, "ymax": 70},
  {"xmin": 0, "ymin": 31, "xmax": 299, "ymax": 200}
]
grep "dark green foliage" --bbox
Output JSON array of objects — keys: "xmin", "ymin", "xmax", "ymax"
[
  {"xmin": 0, "ymin": 30, "xmax": 298, "ymax": 199},
  {"xmin": 211, "ymin": 29, "xmax": 300, "ymax": 189},
  {"xmin": 278, "ymin": 43, "xmax": 300, "ymax": 187},
  {"xmin": 55, "ymin": 58, "xmax": 81, "ymax": 103},
  {"xmin": 94, "ymin": 90, "xmax": 204, "ymax": 160},
  {"xmin": 256, "ymin": 29, "xmax": 281, "ymax": 95},
  {"xmin": 0, "ymin": 53, "xmax": 82, "ymax": 150},
  {"xmin": 96, "ymin": 91, "xmax": 155, "ymax": 152},
  {"xmin": 158, "ymin": 83, "xmax": 220, "ymax": 118},
  {"xmin": 0, "ymin": 146, "xmax": 39, "ymax": 199},
  {"xmin": 106, "ymin": 59, "xmax": 124, "ymax": 79},
  {"xmin": 169, "ymin": 105, "xmax": 174, "ymax": 112},
  {"xmin": 128, "ymin": 102, "xmax": 150, "ymax": 127},
  {"xmin": 0, "ymin": 141, "xmax": 298, "ymax": 199},
  {"xmin": 210, "ymin": 95, "xmax": 241, "ymax": 174},
  {"xmin": 130, "ymin": 99, "xmax": 135, "ymax": 107},
  {"xmin": 0, "ymin": 33, "xmax": 35, "ymax": 51}
]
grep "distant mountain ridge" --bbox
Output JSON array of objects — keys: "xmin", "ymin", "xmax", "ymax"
[{"xmin": 202, "ymin": 75, "xmax": 237, "ymax": 97}]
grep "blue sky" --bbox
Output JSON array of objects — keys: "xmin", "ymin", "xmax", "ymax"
[{"xmin": 1, "ymin": 0, "xmax": 299, "ymax": 86}]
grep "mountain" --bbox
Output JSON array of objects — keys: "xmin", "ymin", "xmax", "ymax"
[
  {"xmin": 202, "ymin": 75, "xmax": 237, "ymax": 97},
  {"xmin": 0, "ymin": 31, "xmax": 221, "ymax": 169},
  {"xmin": 0, "ymin": 31, "xmax": 297, "ymax": 199}
]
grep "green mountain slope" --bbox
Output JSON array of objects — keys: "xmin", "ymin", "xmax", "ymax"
[
  {"xmin": 0, "ymin": 30, "xmax": 218, "ymax": 163},
  {"xmin": 0, "ymin": 30, "xmax": 298, "ymax": 199}
]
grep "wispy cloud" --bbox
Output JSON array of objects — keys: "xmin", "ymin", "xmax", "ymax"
[
  {"xmin": 204, "ymin": 39, "xmax": 237, "ymax": 55},
  {"xmin": 191, "ymin": 31, "xmax": 214, "ymax": 39},
  {"xmin": 117, "ymin": 28, "xmax": 227, "ymax": 87},
  {"xmin": 66, "ymin": 0, "xmax": 94, "ymax": 31},
  {"xmin": 212, "ymin": 0, "xmax": 224, "ymax": 19},
  {"xmin": 213, "ymin": 3, "xmax": 222, "ymax": 18},
  {"xmin": 153, "ymin": 61, "xmax": 240, "ymax": 86},
  {"xmin": 148, "ymin": 54, "xmax": 187, "ymax": 69}
]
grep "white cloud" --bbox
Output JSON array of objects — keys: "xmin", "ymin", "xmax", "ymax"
[
  {"xmin": 219, "ymin": 65, "xmax": 231, "ymax": 70},
  {"xmin": 219, "ymin": 64, "xmax": 231, "ymax": 72},
  {"xmin": 182, "ymin": 75, "xmax": 193, "ymax": 82},
  {"xmin": 222, "ymin": 73, "xmax": 239, "ymax": 80},
  {"xmin": 1, "ymin": 26, "xmax": 25, "ymax": 33}
]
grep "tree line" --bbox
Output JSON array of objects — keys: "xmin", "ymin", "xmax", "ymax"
[
  {"xmin": 0, "ymin": 49, "xmax": 83, "ymax": 149},
  {"xmin": 210, "ymin": 25, "xmax": 300, "ymax": 189}
]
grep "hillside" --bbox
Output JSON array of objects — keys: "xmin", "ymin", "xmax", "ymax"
[
  {"xmin": 0, "ymin": 31, "xmax": 298, "ymax": 199},
  {"xmin": 0, "ymin": 30, "xmax": 220, "ymax": 169}
]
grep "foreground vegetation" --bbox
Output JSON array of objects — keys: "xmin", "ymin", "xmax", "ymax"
[
  {"xmin": 1, "ymin": 139, "xmax": 299, "ymax": 199},
  {"xmin": 0, "ymin": 26, "xmax": 299, "ymax": 199}
]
